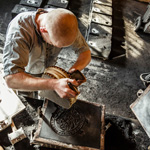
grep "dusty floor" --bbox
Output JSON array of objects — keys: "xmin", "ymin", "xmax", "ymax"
[{"xmin": 0, "ymin": 0, "xmax": 150, "ymax": 149}]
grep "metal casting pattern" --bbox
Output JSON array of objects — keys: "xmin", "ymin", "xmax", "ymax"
[{"xmin": 50, "ymin": 106, "xmax": 86, "ymax": 136}]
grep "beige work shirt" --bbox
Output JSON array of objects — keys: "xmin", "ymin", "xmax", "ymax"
[{"xmin": 3, "ymin": 8, "xmax": 89, "ymax": 77}]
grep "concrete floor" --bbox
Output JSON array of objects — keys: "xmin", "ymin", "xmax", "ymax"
[
  {"xmin": 57, "ymin": 0, "xmax": 150, "ymax": 119},
  {"xmin": 0, "ymin": 0, "xmax": 150, "ymax": 149}
]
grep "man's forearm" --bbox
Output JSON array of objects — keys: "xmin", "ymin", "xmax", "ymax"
[
  {"xmin": 69, "ymin": 50, "xmax": 91, "ymax": 73},
  {"xmin": 4, "ymin": 72, "xmax": 56, "ymax": 91},
  {"xmin": 4, "ymin": 72, "xmax": 80, "ymax": 99}
]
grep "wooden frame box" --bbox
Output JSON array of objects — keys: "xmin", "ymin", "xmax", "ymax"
[{"xmin": 32, "ymin": 99, "xmax": 105, "ymax": 150}]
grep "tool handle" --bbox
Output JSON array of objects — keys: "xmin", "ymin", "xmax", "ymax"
[
  {"xmin": 11, "ymin": 119, "xmax": 17, "ymax": 132},
  {"xmin": 68, "ymin": 82, "xmax": 79, "ymax": 95}
]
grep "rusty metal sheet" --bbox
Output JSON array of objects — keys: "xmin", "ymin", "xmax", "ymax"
[
  {"xmin": 93, "ymin": 3, "xmax": 112, "ymax": 16},
  {"xmin": 44, "ymin": 5, "xmax": 57, "ymax": 9},
  {"xmin": 93, "ymin": 0, "xmax": 112, "ymax": 6},
  {"xmin": 32, "ymin": 99, "xmax": 105, "ymax": 150},
  {"xmin": 91, "ymin": 12, "xmax": 112, "ymax": 26},
  {"xmin": 47, "ymin": 0, "xmax": 69, "ymax": 8},
  {"xmin": 20, "ymin": 0, "xmax": 43, "ymax": 8},
  {"xmin": 130, "ymin": 85, "xmax": 150, "ymax": 138},
  {"xmin": 89, "ymin": 22, "xmax": 112, "ymax": 36},
  {"xmin": 87, "ymin": 23, "xmax": 112, "ymax": 59},
  {"xmin": 11, "ymin": 4, "xmax": 36, "ymax": 18}
]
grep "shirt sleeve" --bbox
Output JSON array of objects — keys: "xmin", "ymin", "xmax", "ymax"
[
  {"xmin": 3, "ymin": 32, "xmax": 30, "ymax": 77},
  {"xmin": 71, "ymin": 29, "xmax": 90, "ymax": 55}
]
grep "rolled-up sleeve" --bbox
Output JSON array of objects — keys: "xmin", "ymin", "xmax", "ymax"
[
  {"xmin": 71, "ymin": 29, "xmax": 90, "ymax": 55},
  {"xmin": 3, "ymin": 32, "xmax": 30, "ymax": 77}
]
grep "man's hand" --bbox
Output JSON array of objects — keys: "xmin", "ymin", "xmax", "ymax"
[{"xmin": 53, "ymin": 78, "xmax": 79, "ymax": 99}]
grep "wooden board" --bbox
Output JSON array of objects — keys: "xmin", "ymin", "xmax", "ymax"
[{"xmin": 130, "ymin": 85, "xmax": 150, "ymax": 138}]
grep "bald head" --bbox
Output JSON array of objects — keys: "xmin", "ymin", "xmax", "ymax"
[{"xmin": 45, "ymin": 8, "xmax": 78, "ymax": 47}]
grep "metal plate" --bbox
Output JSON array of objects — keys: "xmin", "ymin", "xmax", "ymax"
[
  {"xmin": 20, "ymin": 0, "xmax": 43, "ymax": 8},
  {"xmin": 130, "ymin": 85, "xmax": 150, "ymax": 138},
  {"xmin": 87, "ymin": 32, "xmax": 112, "ymax": 59},
  {"xmin": 33, "ymin": 99, "xmax": 105, "ymax": 150},
  {"xmin": 47, "ymin": 0, "xmax": 69, "ymax": 8},
  {"xmin": 11, "ymin": 4, "xmax": 36, "ymax": 18},
  {"xmin": 93, "ymin": 0, "xmax": 112, "ymax": 6},
  {"xmin": 89, "ymin": 22, "xmax": 112, "ymax": 36},
  {"xmin": 43, "ymin": 5, "xmax": 57, "ymax": 9},
  {"xmin": 93, "ymin": 3, "xmax": 112, "ymax": 16},
  {"xmin": 91, "ymin": 12, "xmax": 112, "ymax": 26}
]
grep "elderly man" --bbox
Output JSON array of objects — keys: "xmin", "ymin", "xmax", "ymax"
[{"xmin": 3, "ymin": 8, "xmax": 91, "ymax": 99}]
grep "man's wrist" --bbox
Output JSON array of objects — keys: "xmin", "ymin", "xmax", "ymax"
[{"xmin": 68, "ymin": 68, "xmax": 77, "ymax": 73}]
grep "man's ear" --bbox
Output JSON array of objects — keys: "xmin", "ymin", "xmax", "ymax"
[{"xmin": 40, "ymin": 26, "xmax": 48, "ymax": 33}]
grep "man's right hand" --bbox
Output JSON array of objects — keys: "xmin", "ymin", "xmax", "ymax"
[
  {"xmin": 4, "ymin": 72, "xmax": 79, "ymax": 99},
  {"xmin": 53, "ymin": 78, "xmax": 80, "ymax": 99}
]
